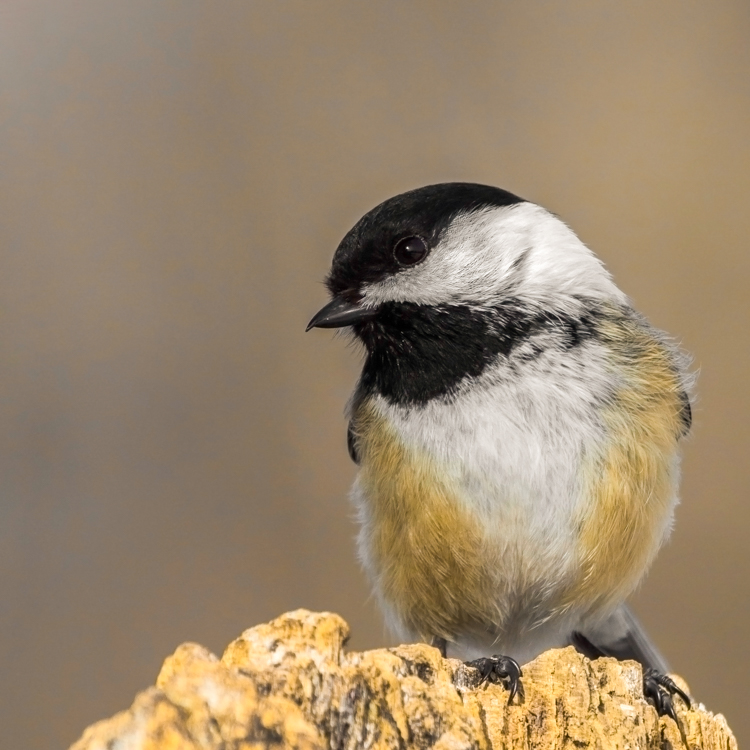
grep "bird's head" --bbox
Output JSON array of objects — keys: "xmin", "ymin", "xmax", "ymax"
[{"xmin": 307, "ymin": 183, "xmax": 627, "ymax": 404}]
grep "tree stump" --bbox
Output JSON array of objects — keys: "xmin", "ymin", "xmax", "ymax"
[{"xmin": 70, "ymin": 609, "xmax": 736, "ymax": 749}]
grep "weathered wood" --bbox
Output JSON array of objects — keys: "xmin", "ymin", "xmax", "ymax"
[{"xmin": 70, "ymin": 609, "xmax": 736, "ymax": 750}]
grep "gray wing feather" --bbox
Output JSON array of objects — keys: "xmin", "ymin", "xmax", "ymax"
[{"xmin": 579, "ymin": 605, "xmax": 670, "ymax": 673}]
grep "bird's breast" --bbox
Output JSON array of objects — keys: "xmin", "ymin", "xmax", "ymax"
[
  {"xmin": 349, "ymin": 313, "xmax": 687, "ymax": 645},
  {"xmin": 350, "ymin": 398, "xmax": 504, "ymax": 641}
]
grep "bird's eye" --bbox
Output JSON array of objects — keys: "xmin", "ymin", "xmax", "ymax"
[{"xmin": 393, "ymin": 236, "xmax": 429, "ymax": 266}]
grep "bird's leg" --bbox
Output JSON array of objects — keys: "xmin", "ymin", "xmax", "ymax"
[
  {"xmin": 430, "ymin": 636, "xmax": 448, "ymax": 658},
  {"xmin": 643, "ymin": 668, "xmax": 691, "ymax": 723},
  {"xmin": 466, "ymin": 655, "xmax": 524, "ymax": 704},
  {"xmin": 571, "ymin": 631, "xmax": 691, "ymax": 721}
]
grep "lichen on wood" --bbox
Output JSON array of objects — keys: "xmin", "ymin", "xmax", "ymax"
[{"xmin": 70, "ymin": 609, "xmax": 736, "ymax": 750}]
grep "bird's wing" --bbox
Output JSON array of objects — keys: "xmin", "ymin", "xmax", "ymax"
[
  {"xmin": 574, "ymin": 604, "xmax": 670, "ymax": 673},
  {"xmin": 347, "ymin": 420, "xmax": 360, "ymax": 465}
]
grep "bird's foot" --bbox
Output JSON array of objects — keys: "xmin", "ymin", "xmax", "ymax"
[
  {"xmin": 643, "ymin": 668, "xmax": 691, "ymax": 722},
  {"xmin": 466, "ymin": 655, "xmax": 524, "ymax": 704}
]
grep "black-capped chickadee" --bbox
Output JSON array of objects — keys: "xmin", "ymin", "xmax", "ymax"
[{"xmin": 307, "ymin": 183, "xmax": 693, "ymax": 717}]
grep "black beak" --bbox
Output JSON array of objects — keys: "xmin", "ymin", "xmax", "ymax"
[{"xmin": 306, "ymin": 297, "xmax": 379, "ymax": 331}]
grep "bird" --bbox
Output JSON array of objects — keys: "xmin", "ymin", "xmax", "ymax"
[{"xmin": 307, "ymin": 183, "xmax": 693, "ymax": 719}]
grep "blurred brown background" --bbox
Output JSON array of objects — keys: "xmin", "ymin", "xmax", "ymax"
[{"xmin": 1, "ymin": 1, "xmax": 748, "ymax": 747}]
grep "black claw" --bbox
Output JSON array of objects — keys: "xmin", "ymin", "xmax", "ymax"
[
  {"xmin": 467, "ymin": 654, "xmax": 524, "ymax": 704},
  {"xmin": 643, "ymin": 667, "xmax": 691, "ymax": 721}
]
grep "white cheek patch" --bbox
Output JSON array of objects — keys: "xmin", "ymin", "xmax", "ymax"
[
  {"xmin": 360, "ymin": 207, "xmax": 525, "ymax": 306},
  {"xmin": 359, "ymin": 203, "xmax": 627, "ymax": 309}
]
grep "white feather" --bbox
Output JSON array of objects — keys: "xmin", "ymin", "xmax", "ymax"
[{"xmin": 360, "ymin": 203, "xmax": 628, "ymax": 311}]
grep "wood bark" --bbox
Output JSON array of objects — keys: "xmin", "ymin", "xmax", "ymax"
[{"xmin": 70, "ymin": 609, "xmax": 736, "ymax": 750}]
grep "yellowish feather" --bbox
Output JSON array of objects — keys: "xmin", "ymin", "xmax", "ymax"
[
  {"xmin": 354, "ymin": 401, "xmax": 500, "ymax": 642},
  {"xmin": 569, "ymin": 315, "xmax": 686, "ymax": 614}
]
